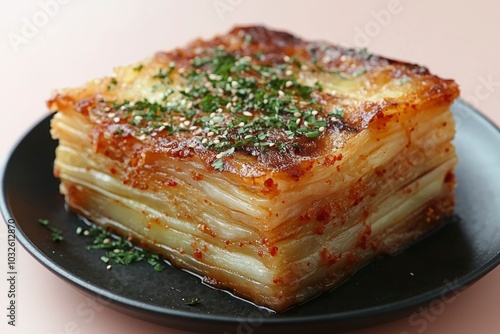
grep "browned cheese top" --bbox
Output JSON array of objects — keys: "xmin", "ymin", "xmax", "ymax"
[{"xmin": 48, "ymin": 26, "xmax": 459, "ymax": 180}]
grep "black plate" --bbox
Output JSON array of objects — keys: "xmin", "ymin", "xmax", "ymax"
[{"xmin": 2, "ymin": 100, "xmax": 500, "ymax": 334}]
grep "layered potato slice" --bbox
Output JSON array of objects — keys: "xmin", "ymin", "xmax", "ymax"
[{"xmin": 48, "ymin": 26, "xmax": 459, "ymax": 311}]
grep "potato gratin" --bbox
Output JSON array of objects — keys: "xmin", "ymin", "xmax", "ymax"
[{"xmin": 48, "ymin": 26, "xmax": 459, "ymax": 311}]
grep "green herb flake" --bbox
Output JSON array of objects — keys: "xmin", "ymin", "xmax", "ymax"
[
  {"xmin": 211, "ymin": 158, "xmax": 224, "ymax": 171},
  {"xmin": 185, "ymin": 297, "xmax": 201, "ymax": 306},
  {"xmin": 305, "ymin": 130, "xmax": 321, "ymax": 138},
  {"xmin": 107, "ymin": 78, "xmax": 118, "ymax": 92},
  {"xmin": 329, "ymin": 108, "xmax": 344, "ymax": 118},
  {"xmin": 38, "ymin": 219, "xmax": 64, "ymax": 242},
  {"xmin": 133, "ymin": 64, "xmax": 144, "ymax": 72},
  {"xmin": 81, "ymin": 225, "xmax": 167, "ymax": 272}
]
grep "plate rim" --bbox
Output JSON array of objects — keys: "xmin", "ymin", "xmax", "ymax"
[{"xmin": 2, "ymin": 99, "xmax": 500, "ymax": 328}]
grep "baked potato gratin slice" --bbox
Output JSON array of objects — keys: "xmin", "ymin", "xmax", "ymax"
[{"xmin": 48, "ymin": 26, "xmax": 459, "ymax": 311}]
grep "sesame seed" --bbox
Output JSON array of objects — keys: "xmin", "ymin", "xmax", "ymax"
[
  {"xmin": 293, "ymin": 112, "xmax": 301, "ymax": 117},
  {"xmin": 248, "ymin": 93, "xmax": 254, "ymax": 99},
  {"xmin": 179, "ymin": 116, "xmax": 187, "ymax": 122},
  {"xmin": 278, "ymin": 90, "xmax": 285, "ymax": 97},
  {"xmin": 232, "ymin": 96, "xmax": 239, "ymax": 102},
  {"xmin": 183, "ymin": 120, "xmax": 191, "ymax": 126},
  {"xmin": 158, "ymin": 125, "xmax": 166, "ymax": 131},
  {"xmin": 231, "ymin": 81, "xmax": 239, "ymax": 88},
  {"xmin": 106, "ymin": 265, "xmax": 112, "ymax": 270},
  {"xmin": 83, "ymin": 230, "xmax": 89, "ymax": 236},
  {"xmin": 296, "ymin": 118, "xmax": 301, "ymax": 124},
  {"xmin": 107, "ymin": 112, "xmax": 116, "ymax": 118},
  {"xmin": 188, "ymin": 143, "xmax": 196, "ymax": 148},
  {"xmin": 244, "ymin": 135, "xmax": 253, "ymax": 139},
  {"xmin": 178, "ymin": 67, "xmax": 185, "ymax": 74},
  {"xmin": 103, "ymin": 238, "xmax": 110, "ymax": 244},
  {"xmin": 226, "ymin": 102, "xmax": 232, "ymax": 109},
  {"xmin": 238, "ymin": 122, "xmax": 245, "ymax": 127},
  {"xmin": 113, "ymin": 249, "xmax": 120, "ymax": 253},
  {"xmin": 283, "ymin": 55, "xmax": 290, "ymax": 62},
  {"xmin": 301, "ymin": 65, "xmax": 308, "ymax": 70},
  {"xmin": 201, "ymin": 138, "xmax": 208, "ymax": 144},
  {"xmin": 311, "ymin": 110, "xmax": 318, "ymax": 116},
  {"xmin": 227, "ymin": 76, "xmax": 233, "ymax": 82},
  {"xmin": 194, "ymin": 128, "xmax": 203, "ymax": 135},
  {"xmin": 216, "ymin": 108, "xmax": 223, "ymax": 113},
  {"xmin": 263, "ymin": 99, "xmax": 268, "ymax": 104},
  {"xmin": 285, "ymin": 81, "xmax": 293, "ymax": 88},
  {"xmin": 213, "ymin": 139, "xmax": 220, "ymax": 144},
  {"xmin": 113, "ymin": 117, "xmax": 120, "ymax": 123},
  {"xmin": 216, "ymin": 153, "xmax": 223, "ymax": 159},
  {"xmin": 189, "ymin": 125, "xmax": 198, "ymax": 131},
  {"xmin": 243, "ymin": 111, "xmax": 252, "ymax": 117},
  {"xmin": 319, "ymin": 126, "xmax": 325, "ymax": 132},
  {"xmin": 179, "ymin": 123, "xmax": 186, "ymax": 128},
  {"xmin": 304, "ymin": 121, "xmax": 309, "ymax": 127},
  {"xmin": 134, "ymin": 115, "xmax": 143, "ymax": 121},
  {"xmin": 138, "ymin": 134, "xmax": 146, "ymax": 140},
  {"xmin": 207, "ymin": 131, "xmax": 214, "ymax": 137},
  {"xmin": 285, "ymin": 70, "xmax": 293, "ymax": 76}
]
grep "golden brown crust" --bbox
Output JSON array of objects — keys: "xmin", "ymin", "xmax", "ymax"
[{"xmin": 47, "ymin": 26, "xmax": 459, "ymax": 181}]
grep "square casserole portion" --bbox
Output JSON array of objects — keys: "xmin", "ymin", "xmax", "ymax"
[{"xmin": 49, "ymin": 26, "xmax": 459, "ymax": 311}]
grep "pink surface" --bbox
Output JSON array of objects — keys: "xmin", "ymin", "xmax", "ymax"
[{"xmin": 1, "ymin": 1, "xmax": 499, "ymax": 333}]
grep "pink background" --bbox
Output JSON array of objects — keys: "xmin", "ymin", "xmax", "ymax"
[{"xmin": 1, "ymin": 1, "xmax": 499, "ymax": 333}]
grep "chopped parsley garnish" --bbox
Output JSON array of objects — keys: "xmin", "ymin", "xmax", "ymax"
[
  {"xmin": 329, "ymin": 107, "xmax": 344, "ymax": 118},
  {"xmin": 38, "ymin": 219, "xmax": 64, "ymax": 242},
  {"xmin": 184, "ymin": 297, "xmax": 201, "ymax": 306},
  {"xmin": 211, "ymin": 158, "xmax": 224, "ymax": 171},
  {"xmin": 107, "ymin": 78, "xmax": 118, "ymax": 92},
  {"xmin": 79, "ymin": 225, "xmax": 166, "ymax": 272},
  {"xmin": 104, "ymin": 45, "xmax": 350, "ymax": 167},
  {"xmin": 153, "ymin": 62, "xmax": 176, "ymax": 83}
]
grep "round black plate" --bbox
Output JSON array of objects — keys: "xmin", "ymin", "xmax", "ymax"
[{"xmin": 2, "ymin": 100, "xmax": 500, "ymax": 334}]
